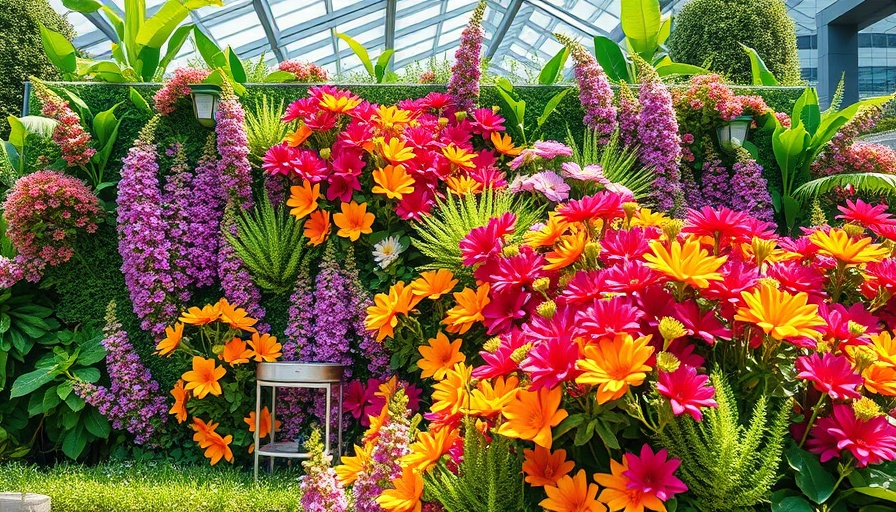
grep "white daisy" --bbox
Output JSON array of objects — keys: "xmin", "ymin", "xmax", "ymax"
[{"xmin": 372, "ymin": 236, "xmax": 404, "ymax": 269}]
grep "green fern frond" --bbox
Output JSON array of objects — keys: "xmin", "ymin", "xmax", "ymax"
[
  {"xmin": 654, "ymin": 371, "xmax": 791, "ymax": 511},
  {"xmin": 794, "ymin": 172, "xmax": 896, "ymax": 201},
  {"xmin": 423, "ymin": 422, "xmax": 526, "ymax": 512},
  {"xmin": 245, "ymin": 96, "xmax": 295, "ymax": 165},
  {"xmin": 566, "ymin": 128, "xmax": 655, "ymax": 200},
  {"xmin": 223, "ymin": 194, "xmax": 304, "ymax": 294},
  {"xmin": 411, "ymin": 189, "xmax": 543, "ymax": 278}
]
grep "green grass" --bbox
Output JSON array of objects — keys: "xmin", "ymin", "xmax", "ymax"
[{"xmin": 0, "ymin": 461, "xmax": 302, "ymax": 511}]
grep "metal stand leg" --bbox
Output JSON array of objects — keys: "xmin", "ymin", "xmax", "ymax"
[
  {"xmin": 254, "ymin": 382, "xmax": 260, "ymax": 482},
  {"xmin": 337, "ymin": 381, "xmax": 343, "ymax": 464},
  {"xmin": 269, "ymin": 386, "xmax": 276, "ymax": 474},
  {"xmin": 324, "ymin": 383, "xmax": 332, "ymax": 457}
]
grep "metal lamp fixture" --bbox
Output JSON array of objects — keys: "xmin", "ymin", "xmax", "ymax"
[
  {"xmin": 716, "ymin": 115, "xmax": 753, "ymax": 151},
  {"xmin": 189, "ymin": 84, "xmax": 222, "ymax": 128}
]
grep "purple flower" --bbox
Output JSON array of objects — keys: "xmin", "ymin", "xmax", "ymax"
[
  {"xmin": 617, "ymin": 84, "xmax": 641, "ymax": 147},
  {"xmin": 447, "ymin": 1, "xmax": 486, "ymax": 112},
  {"xmin": 699, "ymin": 153, "xmax": 730, "ymax": 211},
  {"xmin": 636, "ymin": 63, "xmax": 684, "ymax": 214},
  {"xmin": 185, "ymin": 137, "xmax": 224, "ymax": 288},
  {"xmin": 533, "ymin": 140, "xmax": 573, "ymax": 159},
  {"xmin": 525, "ymin": 171, "xmax": 570, "ymax": 202},
  {"xmin": 353, "ymin": 396, "xmax": 412, "ymax": 512},
  {"xmin": 731, "ymin": 156, "xmax": 775, "ymax": 223},
  {"xmin": 556, "ymin": 34, "xmax": 616, "ymax": 136},
  {"xmin": 299, "ymin": 428, "xmax": 350, "ymax": 512},
  {"xmin": 561, "ymin": 162, "xmax": 609, "ymax": 183},
  {"xmin": 216, "ymin": 97, "xmax": 254, "ymax": 210}
]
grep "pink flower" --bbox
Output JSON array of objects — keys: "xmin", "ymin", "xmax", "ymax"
[
  {"xmin": 471, "ymin": 108, "xmax": 505, "ymax": 136},
  {"xmin": 623, "ymin": 445, "xmax": 688, "ymax": 501},
  {"xmin": 556, "ymin": 191, "xmax": 625, "ymax": 224},
  {"xmin": 459, "ymin": 213, "xmax": 516, "ymax": 266},
  {"xmin": 560, "ymin": 162, "xmax": 609, "ymax": 183},
  {"xmin": 657, "ymin": 366, "xmax": 717, "ymax": 421},
  {"xmin": 262, "ymin": 143, "xmax": 295, "ymax": 176},
  {"xmin": 795, "ymin": 353, "xmax": 863, "ymax": 401},
  {"xmin": 576, "ymin": 296, "xmax": 643, "ymax": 340},
  {"xmin": 520, "ymin": 332, "xmax": 581, "ymax": 391},
  {"xmin": 290, "ymin": 149, "xmax": 329, "ymax": 182},
  {"xmin": 525, "ymin": 171, "xmax": 570, "ymax": 202},
  {"xmin": 807, "ymin": 403, "xmax": 896, "ymax": 467},
  {"xmin": 473, "ymin": 329, "xmax": 527, "ymax": 379},
  {"xmin": 532, "ymin": 140, "xmax": 573, "ymax": 159}
]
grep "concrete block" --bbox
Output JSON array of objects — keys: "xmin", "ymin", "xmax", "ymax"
[{"xmin": 0, "ymin": 493, "xmax": 50, "ymax": 512}]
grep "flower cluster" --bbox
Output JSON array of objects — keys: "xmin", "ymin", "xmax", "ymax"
[
  {"xmin": 277, "ymin": 60, "xmax": 329, "ymax": 82},
  {"xmin": 153, "ymin": 67, "xmax": 212, "ymax": 116},
  {"xmin": 31, "ymin": 80, "xmax": 95, "ymax": 167},
  {"xmin": 158, "ymin": 298, "xmax": 281, "ymax": 465},
  {"xmin": 730, "ymin": 154, "xmax": 775, "ymax": 222},
  {"xmin": 299, "ymin": 428, "xmax": 350, "ymax": 512},
  {"xmin": 446, "ymin": 1, "xmax": 486, "ymax": 112},
  {"xmin": 2, "ymin": 170, "xmax": 101, "ymax": 280},
  {"xmin": 556, "ymin": 34, "xmax": 616, "ymax": 136},
  {"xmin": 813, "ymin": 140, "xmax": 896, "ymax": 178},
  {"xmin": 74, "ymin": 302, "xmax": 167, "ymax": 445},
  {"xmin": 636, "ymin": 63, "xmax": 684, "ymax": 213}
]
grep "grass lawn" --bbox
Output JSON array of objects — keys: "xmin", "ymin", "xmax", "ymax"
[{"xmin": 0, "ymin": 461, "xmax": 302, "ymax": 511}]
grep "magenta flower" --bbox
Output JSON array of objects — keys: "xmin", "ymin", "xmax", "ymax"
[
  {"xmin": 473, "ymin": 329, "xmax": 527, "ymax": 379},
  {"xmin": 807, "ymin": 403, "xmax": 896, "ymax": 467},
  {"xmin": 532, "ymin": 140, "xmax": 573, "ymax": 159},
  {"xmin": 520, "ymin": 334, "xmax": 582, "ymax": 391},
  {"xmin": 657, "ymin": 366, "xmax": 718, "ymax": 421},
  {"xmin": 795, "ymin": 353, "xmax": 863, "ymax": 401},
  {"xmin": 556, "ymin": 34, "xmax": 616, "ymax": 135},
  {"xmin": 623, "ymin": 444, "xmax": 688, "ymax": 501},
  {"xmin": 459, "ymin": 213, "xmax": 516, "ymax": 266},
  {"xmin": 447, "ymin": 2, "xmax": 485, "ymax": 112}
]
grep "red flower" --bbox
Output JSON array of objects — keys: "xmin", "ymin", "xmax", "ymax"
[
  {"xmin": 602, "ymin": 260, "xmax": 662, "ymax": 294},
  {"xmin": 282, "ymin": 97, "xmax": 318, "ymax": 122},
  {"xmin": 482, "ymin": 288, "xmax": 534, "ymax": 335},
  {"xmin": 488, "ymin": 247, "xmax": 547, "ymax": 293},
  {"xmin": 576, "ymin": 296, "xmax": 643, "ymax": 341},
  {"xmin": 326, "ymin": 171, "xmax": 362, "ymax": 202},
  {"xmin": 520, "ymin": 332, "xmax": 582, "ymax": 391},
  {"xmin": 866, "ymin": 258, "xmax": 896, "ymax": 296},
  {"xmin": 795, "ymin": 353, "xmax": 863, "ymax": 400},
  {"xmin": 623, "ymin": 444, "xmax": 688, "ymax": 501},
  {"xmin": 290, "ymin": 149, "xmax": 329, "ymax": 183},
  {"xmin": 344, "ymin": 379, "xmax": 376, "ymax": 420},
  {"xmin": 471, "ymin": 108, "xmax": 505, "ymax": 136},
  {"xmin": 559, "ymin": 270, "xmax": 607, "ymax": 306},
  {"xmin": 396, "ymin": 187, "xmax": 436, "ymax": 221},
  {"xmin": 672, "ymin": 301, "xmax": 730, "ymax": 344},
  {"xmin": 817, "ymin": 303, "xmax": 879, "ymax": 345},
  {"xmin": 419, "ymin": 92, "xmax": 453, "ymax": 110},
  {"xmin": 683, "ymin": 206, "xmax": 756, "ymax": 246},
  {"xmin": 807, "ymin": 403, "xmax": 896, "ymax": 467},
  {"xmin": 765, "ymin": 260, "xmax": 827, "ymax": 302},
  {"xmin": 837, "ymin": 199, "xmax": 896, "ymax": 231},
  {"xmin": 600, "ymin": 227, "xmax": 656, "ymax": 266},
  {"xmin": 473, "ymin": 329, "xmax": 526, "ymax": 379},
  {"xmin": 304, "ymin": 110, "xmax": 339, "ymax": 131},
  {"xmin": 556, "ymin": 192, "xmax": 625, "ymax": 224},
  {"xmin": 657, "ymin": 366, "xmax": 717, "ymax": 421},
  {"xmin": 262, "ymin": 143, "xmax": 295, "ymax": 176},
  {"xmin": 459, "ymin": 213, "xmax": 516, "ymax": 267}
]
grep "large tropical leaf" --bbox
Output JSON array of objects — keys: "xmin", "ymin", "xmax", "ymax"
[
  {"xmin": 655, "ymin": 62, "xmax": 710, "ymax": 78},
  {"xmin": 335, "ymin": 33, "xmax": 374, "ymax": 77},
  {"xmin": 538, "ymin": 46, "xmax": 570, "ymax": 85},
  {"xmin": 592, "ymin": 36, "xmax": 631, "ymax": 83},
  {"xmin": 39, "ymin": 25, "xmax": 78, "ymax": 74},
  {"xmin": 620, "ymin": 0, "xmax": 661, "ymax": 60},
  {"xmin": 794, "ymin": 173, "xmax": 896, "ymax": 200},
  {"xmin": 741, "ymin": 44, "xmax": 779, "ymax": 86}
]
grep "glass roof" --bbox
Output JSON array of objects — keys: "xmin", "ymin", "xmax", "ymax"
[{"xmin": 47, "ymin": 0, "xmax": 896, "ymax": 79}]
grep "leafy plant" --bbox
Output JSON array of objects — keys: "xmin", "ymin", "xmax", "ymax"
[
  {"xmin": 765, "ymin": 87, "xmax": 893, "ymax": 232},
  {"xmin": 655, "ymin": 371, "xmax": 791, "ymax": 511},
  {"xmin": 0, "ymin": 114, "xmax": 57, "ymax": 184},
  {"xmin": 245, "ymin": 96, "xmax": 294, "ymax": 166},
  {"xmin": 335, "ymin": 33, "xmax": 395, "ymax": 84},
  {"xmin": 412, "ymin": 189, "xmax": 542, "ymax": 276},
  {"xmin": 41, "ymin": 0, "xmax": 223, "ymax": 82},
  {"xmin": 591, "ymin": 0, "xmax": 708, "ymax": 83},
  {"xmin": 537, "ymin": 46, "xmax": 570, "ymax": 85},
  {"xmin": 742, "ymin": 44, "xmax": 779, "ymax": 86},
  {"xmin": 223, "ymin": 196, "xmax": 304, "ymax": 294},
  {"xmin": 794, "ymin": 173, "xmax": 896, "ymax": 201},
  {"xmin": 0, "ymin": 285, "xmax": 60, "ymax": 393},
  {"xmin": 566, "ymin": 128, "xmax": 656, "ymax": 200},
  {"xmin": 423, "ymin": 421, "xmax": 526, "ymax": 511},
  {"xmin": 494, "ymin": 77, "xmax": 569, "ymax": 144}
]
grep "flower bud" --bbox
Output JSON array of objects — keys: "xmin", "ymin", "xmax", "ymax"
[
  {"xmin": 757, "ymin": 277, "xmax": 780, "ymax": 290},
  {"xmin": 502, "ymin": 244, "xmax": 520, "ymax": 257},
  {"xmin": 656, "ymin": 351, "xmax": 681, "ymax": 373},
  {"xmin": 438, "ymin": 117, "xmax": 449, "ymax": 128},
  {"xmin": 848, "ymin": 320, "xmax": 868, "ymax": 338},
  {"xmin": 454, "ymin": 111, "xmax": 467, "ymax": 122},
  {"xmin": 532, "ymin": 277, "xmax": 551, "ymax": 293},
  {"xmin": 584, "ymin": 242, "xmax": 602, "ymax": 260},
  {"xmin": 853, "ymin": 397, "xmax": 883, "ymax": 421},
  {"xmin": 751, "ymin": 237, "xmax": 777, "ymax": 267},
  {"xmin": 536, "ymin": 300, "xmax": 556, "ymax": 319},
  {"xmin": 319, "ymin": 147, "xmax": 331, "ymax": 160},
  {"xmin": 622, "ymin": 202, "xmax": 638, "ymax": 225},
  {"xmin": 849, "ymin": 345, "xmax": 878, "ymax": 373},
  {"xmin": 658, "ymin": 317, "xmax": 687, "ymax": 343},
  {"xmin": 483, "ymin": 337, "xmax": 501, "ymax": 353},
  {"xmin": 662, "ymin": 219, "xmax": 683, "ymax": 241},
  {"xmin": 842, "ymin": 223, "xmax": 865, "ymax": 238}
]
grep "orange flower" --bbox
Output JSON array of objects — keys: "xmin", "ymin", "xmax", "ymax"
[
  {"xmin": 540, "ymin": 470, "xmax": 605, "ymax": 512},
  {"xmin": 431, "ymin": 362, "xmax": 472, "ymax": 419},
  {"xmin": 319, "ymin": 92, "xmax": 362, "ymax": 113},
  {"xmin": 545, "ymin": 230, "xmax": 588, "ymax": 270},
  {"xmin": 248, "ymin": 332, "xmax": 282, "ymax": 362},
  {"xmin": 443, "ymin": 284, "xmax": 491, "ymax": 334},
  {"xmin": 374, "ymin": 105, "xmax": 413, "ymax": 130},
  {"xmin": 401, "ymin": 427, "xmax": 460, "ymax": 472},
  {"xmin": 467, "ymin": 375, "xmax": 520, "ymax": 418},
  {"xmin": 220, "ymin": 337, "xmax": 252, "ymax": 365},
  {"xmin": 376, "ymin": 375, "xmax": 400, "ymax": 402},
  {"xmin": 365, "ymin": 282, "xmax": 419, "ymax": 341},
  {"xmin": 182, "ymin": 356, "xmax": 226, "ymax": 399},
  {"xmin": 191, "ymin": 417, "xmax": 218, "ymax": 446},
  {"xmin": 335, "ymin": 443, "xmax": 372, "ymax": 484},
  {"xmin": 287, "ymin": 180, "xmax": 320, "ymax": 219},
  {"xmin": 216, "ymin": 298, "xmax": 258, "ymax": 332},
  {"xmin": 524, "ymin": 212, "xmax": 569, "ymax": 248},
  {"xmin": 870, "ymin": 331, "xmax": 896, "ymax": 367},
  {"xmin": 169, "ymin": 379, "xmax": 188, "ymax": 423},
  {"xmin": 734, "ymin": 284, "xmax": 825, "ymax": 341},
  {"xmin": 180, "ymin": 303, "xmax": 221, "ymax": 325},
  {"xmin": 418, "ymin": 332, "xmax": 466, "ymax": 380},
  {"xmin": 244, "ymin": 406, "xmax": 280, "ymax": 439},
  {"xmin": 491, "ymin": 132, "xmax": 523, "ymax": 156},
  {"xmin": 155, "ymin": 322, "xmax": 183, "ymax": 357},
  {"xmin": 334, "ymin": 201, "xmax": 375, "ymax": 241},
  {"xmin": 304, "ymin": 209, "xmax": 331, "ymax": 246},
  {"xmin": 863, "ymin": 363, "xmax": 896, "ymax": 396},
  {"xmin": 644, "ymin": 238, "xmax": 727, "ymax": 289},
  {"xmin": 381, "ymin": 137, "xmax": 415, "ymax": 164},
  {"xmin": 446, "ymin": 175, "xmax": 483, "ymax": 195},
  {"xmin": 497, "ymin": 386, "xmax": 568, "ymax": 449},
  {"xmin": 409, "ymin": 269, "xmax": 458, "ymax": 300},
  {"xmin": 576, "ymin": 334, "xmax": 654, "ymax": 404},
  {"xmin": 372, "ymin": 164, "xmax": 415, "ymax": 200},
  {"xmin": 365, "ymin": 403, "xmax": 390, "ymax": 440},
  {"xmin": 283, "ymin": 124, "xmax": 312, "ymax": 147},
  {"xmin": 201, "ymin": 431, "xmax": 234, "ymax": 465},
  {"xmin": 442, "ymin": 144, "xmax": 477, "ymax": 168},
  {"xmin": 377, "ymin": 466, "xmax": 423, "ymax": 512},
  {"xmin": 810, "ymin": 228, "xmax": 890, "ymax": 264},
  {"xmin": 595, "ymin": 458, "xmax": 664, "ymax": 512},
  {"xmin": 523, "ymin": 446, "xmax": 575, "ymax": 487}
]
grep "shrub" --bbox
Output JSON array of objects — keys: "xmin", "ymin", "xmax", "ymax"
[
  {"xmin": 0, "ymin": 0, "xmax": 76, "ymax": 139},
  {"xmin": 668, "ymin": 0, "xmax": 801, "ymax": 86}
]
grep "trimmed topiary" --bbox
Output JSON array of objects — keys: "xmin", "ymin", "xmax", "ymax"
[
  {"xmin": 0, "ymin": 0, "xmax": 76, "ymax": 139},
  {"xmin": 668, "ymin": 0, "xmax": 802, "ymax": 86}
]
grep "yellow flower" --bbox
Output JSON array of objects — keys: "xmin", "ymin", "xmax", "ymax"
[
  {"xmin": 333, "ymin": 201, "xmax": 375, "ymax": 241},
  {"xmin": 446, "ymin": 175, "xmax": 483, "ymax": 194},
  {"xmin": 490, "ymin": 131, "xmax": 523, "ymax": 156},
  {"xmin": 247, "ymin": 332, "xmax": 282, "ymax": 362},
  {"xmin": 809, "ymin": 228, "xmax": 890, "ymax": 264},
  {"xmin": 372, "ymin": 164, "xmax": 415, "ymax": 200},
  {"xmin": 443, "ymin": 284, "xmax": 490, "ymax": 334},
  {"xmin": 545, "ymin": 230, "xmax": 587, "ymax": 271},
  {"xmin": 283, "ymin": 124, "xmax": 312, "ymax": 147},
  {"xmin": 374, "ymin": 105, "xmax": 414, "ymax": 130},
  {"xmin": 417, "ymin": 331, "xmax": 466, "ymax": 380},
  {"xmin": 216, "ymin": 298, "xmax": 258, "ymax": 332},
  {"xmin": 182, "ymin": 356, "xmax": 226, "ymax": 399},
  {"xmin": 381, "ymin": 137, "xmax": 416, "ymax": 164},
  {"xmin": 286, "ymin": 180, "xmax": 320, "ymax": 219},
  {"xmin": 524, "ymin": 212, "xmax": 569, "ymax": 248},
  {"xmin": 576, "ymin": 334, "xmax": 654, "ymax": 404},
  {"xmin": 201, "ymin": 431, "xmax": 234, "ymax": 466},
  {"xmin": 244, "ymin": 406, "xmax": 280, "ymax": 439},
  {"xmin": 377, "ymin": 466, "xmax": 423, "ymax": 512},
  {"xmin": 155, "ymin": 322, "xmax": 183, "ymax": 357},
  {"xmin": 467, "ymin": 375, "xmax": 519, "ymax": 417},
  {"xmin": 863, "ymin": 363, "xmax": 896, "ymax": 396},
  {"xmin": 870, "ymin": 331, "xmax": 896, "ymax": 367},
  {"xmin": 180, "ymin": 303, "xmax": 221, "ymax": 326},
  {"xmin": 431, "ymin": 362, "xmax": 472, "ymax": 419},
  {"xmin": 335, "ymin": 443, "xmax": 372, "ymax": 485},
  {"xmin": 629, "ymin": 208, "xmax": 669, "ymax": 228},
  {"xmin": 365, "ymin": 282, "xmax": 419, "ymax": 341},
  {"xmin": 442, "ymin": 144, "xmax": 477, "ymax": 168},
  {"xmin": 644, "ymin": 238, "xmax": 727, "ymax": 289},
  {"xmin": 319, "ymin": 92, "xmax": 362, "ymax": 113},
  {"xmin": 409, "ymin": 269, "xmax": 458, "ymax": 300},
  {"xmin": 734, "ymin": 284, "xmax": 825, "ymax": 341},
  {"xmin": 497, "ymin": 386, "xmax": 568, "ymax": 449}
]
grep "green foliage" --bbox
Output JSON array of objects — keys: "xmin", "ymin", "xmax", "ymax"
[
  {"xmin": 493, "ymin": 78, "xmax": 569, "ymax": 144},
  {"xmin": 335, "ymin": 32, "xmax": 395, "ymax": 83},
  {"xmin": 423, "ymin": 423, "xmax": 526, "ymax": 512},
  {"xmin": 412, "ymin": 189, "xmax": 542, "ymax": 277},
  {"xmin": 795, "ymin": 172, "xmax": 896, "ymax": 200},
  {"xmin": 0, "ymin": 285, "xmax": 60, "ymax": 393},
  {"xmin": 0, "ymin": 461, "xmax": 301, "ymax": 511},
  {"xmin": 245, "ymin": 96, "xmax": 293, "ymax": 166},
  {"xmin": 223, "ymin": 196, "xmax": 305, "ymax": 295},
  {"xmin": 668, "ymin": 0, "xmax": 802, "ymax": 86},
  {"xmin": 655, "ymin": 371, "xmax": 791, "ymax": 511},
  {"xmin": 0, "ymin": 0, "xmax": 74, "ymax": 139},
  {"xmin": 567, "ymin": 128, "xmax": 655, "ymax": 200},
  {"xmin": 742, "ymin": 44, "xmax": 780, "ymax": 86}
]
